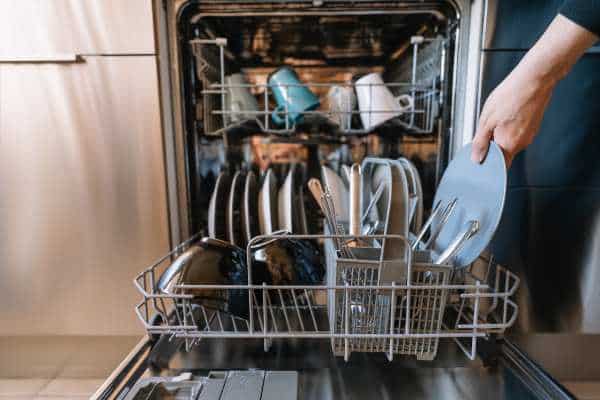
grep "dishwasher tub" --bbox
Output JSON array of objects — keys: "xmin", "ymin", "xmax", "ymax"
[{"xmin": 172, "ymin": 0, "xmax": 467, "ymax": 236}]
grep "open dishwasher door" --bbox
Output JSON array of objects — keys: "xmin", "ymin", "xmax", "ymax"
[{"xmin": 94, "ymin": 0, "xmax": 578, "ymax": 399}]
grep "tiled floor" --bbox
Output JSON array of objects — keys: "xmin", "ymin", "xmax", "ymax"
[{"xmin": 0, "ymin": 336, "xmax": 142, "ymax": 399}]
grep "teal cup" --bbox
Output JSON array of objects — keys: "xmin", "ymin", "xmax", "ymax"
[{"xmin": 268, "ymin": 67, "xmax": 320, "ymax": 126}]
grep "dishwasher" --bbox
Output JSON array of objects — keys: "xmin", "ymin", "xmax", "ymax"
[{"xmin": 93, "ymin": 1, "xmax": 575, "ymax": 399}]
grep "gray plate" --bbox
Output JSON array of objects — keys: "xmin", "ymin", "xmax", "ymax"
[
  {"xmin": 321, "ymin": 165, "xmax": 349, "ymax": 223},
  {"xmin": 208, "ymin": 171, "xmax": 231, "ymax": 240},
  {"xmin": 431, "ymin": 142, "xmax": 507, "ymax": 267},
  {"xmin": 227, "ymin": 170, "xmax": 245, "ymax": 246},
  {"xmin": 241, "ymin": 170, "xmax": 259, "ymax": 247},
  {"xmin": 258, "ymin": 169, "xmax": 279, "ymax": 235}
]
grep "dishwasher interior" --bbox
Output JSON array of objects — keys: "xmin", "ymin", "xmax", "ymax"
[
  {"xmin": 103, "ymin": 1, "xmax": 553, "ymax": 399},
  {"xmin": 182, "ymin": 3, "xmax": 460, "ymax": 235}
]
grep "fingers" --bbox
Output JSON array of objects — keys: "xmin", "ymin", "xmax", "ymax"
[
  {"xmin": 491, "ymin": 124, "xmax": 516, "ymax": 168},
  {"xmin": 502, "ymin": 149, "xmax": 513, "ymax": 168},
  {"xmin": 471, "ymin": 116, "xmax": 494, "ymax": 164}
]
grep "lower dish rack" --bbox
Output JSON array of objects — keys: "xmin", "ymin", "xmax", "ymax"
[{"xmin": 134, "ymin": 234, "xmax": 519, "ymax": 362}]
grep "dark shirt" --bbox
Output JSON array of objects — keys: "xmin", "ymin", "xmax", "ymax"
[{"xmin": 561, "ymin": 0, "xmax": 600, "ymax": 36}]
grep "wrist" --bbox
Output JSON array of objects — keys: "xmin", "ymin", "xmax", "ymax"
[{"xmin": 512, "ymin": 55, "xmax": 561, "ymax": 95}]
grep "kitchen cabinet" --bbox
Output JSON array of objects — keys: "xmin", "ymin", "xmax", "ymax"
[
  {"xmin": 0, "ymin": 0, "xmax": 155, "ymax": 57},
  {"xmin": 0, "ymin": 56, "xmax": 169, "ymax": 335}
]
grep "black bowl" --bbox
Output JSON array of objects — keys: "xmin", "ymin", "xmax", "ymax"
[{"xmin": 156, "ymin": 236, "xmax": 324, "ymax": 321}]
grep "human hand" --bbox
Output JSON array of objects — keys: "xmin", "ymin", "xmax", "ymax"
[
  {"xmin": 471, "ymin": 67, "xmax": 554, "ymax": 167},
  {"xmin": 471, "ymin": 14, "xmax": 598, "ymax": 167}
]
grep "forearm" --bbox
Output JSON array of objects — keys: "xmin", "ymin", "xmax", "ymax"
[
  {"xmin": 512, "ymin": 14, "xmax": 598, "ymax": 89},
  {"xmin": 472, "ymin": 7, "xmax": 599, "ymax": 166}
]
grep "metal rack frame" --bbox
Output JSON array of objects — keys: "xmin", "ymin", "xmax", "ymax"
[
  {"xmin": 191, "ymin": 36, "xmax": 443, "ymax": 137},
  {"xmin": 134, "ymin": 234, "xmax": 519, "ymax": 362}
]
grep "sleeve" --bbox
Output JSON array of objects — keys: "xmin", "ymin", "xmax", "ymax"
[{"xmin": 560, "ymin": 0, "xmax": 600, "ymax": 37}]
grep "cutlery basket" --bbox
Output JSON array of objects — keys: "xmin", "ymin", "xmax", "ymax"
[
  {"xmin": 135, "ymin": 234, "xmax": 520, "ymax": 362},
  {"xmin": 325, "ymin": 237, "xmax": 451, "ymax": 361},
  {"xmin": 330, "ymin": 258, "xmax": 451, "ymax": 360}
]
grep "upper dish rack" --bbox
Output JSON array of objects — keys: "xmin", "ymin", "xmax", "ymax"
[
  {"xmin": 134, "ymin": 233, "xmax": 519, "ymax": 362},
  {"xmin": 191, "ymin": 36, "xmax": 445, "ymax": 137}
]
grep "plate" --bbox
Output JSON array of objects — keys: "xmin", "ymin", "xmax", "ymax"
[
  {"xmin": 407, "ymin": 160, "xmax": 424, "ymax": 232},
  {"xmin": 241, "ymin": 170, "xmax": 259, "ymax": 247},
  {"xmin": 295, "ymin": 185, "xmax": 308, "ymax": 234},
  {"xmin": 278, "ymin": 165, "xmax": 295, "ymax": 232},
  {"xmin": 388, "ymin": 160, "xmax": 410, "ymax": 239},
  {"xmin": 227, "ymin": 170, "xmax": 245, "ymax": 246},
  {"xmin": 430, "ymin": 142, "xmax": 507, "ymax": 267},
  {"xmin": 208, "ymin": 170, "xmax": 231, "ymax": 240},
  {"xmin": 294, "ymin": 164, "xmax": 308, "ymax": 234},
  {"xmin": 321, "ymin": 165, "xmax": 349, "ymax": 223},
  {"xmin": 361, "ymin": 158, "xmax": 409, "ymax": 258},
  {"xmin": 258, "ymin": 169, "xmax": 279, "ymax": 234},
  {"xmin": 385, "ymin": 160, "xmax": 410, "ymax": 258},
  {"xmin": 369, "ymin": 163, "xmax": 392, "ymax": 230},
  {"xmin": 398, "ymin": 158, "xmax": 423, "ymax": 233}
]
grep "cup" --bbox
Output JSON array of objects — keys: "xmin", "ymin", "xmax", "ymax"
[
  {"xmin": 324, "ymin": 85, "xmax": 357, "ymax": 131},
  {"xmin": 224, "ymin": 73, "xmax": 259, "ymax": 124},
  {"xmin": 355, "ymin": 73, "xmax": 413, "ymax": 131},
  {"xmin": 268, "ymin": 67, "xmax": 320, "ymax": 126}
]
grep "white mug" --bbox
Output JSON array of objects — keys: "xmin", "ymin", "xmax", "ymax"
[
  {"xmin": 225, "ymin": 73, "xmax": 259, "ymax": 124},
  {"xmin": 324, "ymin": 85, "xmax": 357, "ymax": 131},
  {"xmin": 355, "ymin": 73, "xmax": 413, "ymax": 131}
]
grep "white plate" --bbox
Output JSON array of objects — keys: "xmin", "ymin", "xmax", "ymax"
[
  {"xmin": 388, "ymin": 160, "xmax": 410, "ymax": 241},
  {"xmin": 321, "ymin": 165, "xmax": 349, "ymax": 223},
  {"xmin": 227, "ymin": 170, "xmax": 245, "ymax": 246},
  {"xmin": 363, "ymin": 158, "xmax": 410, "ymax": 259},
  {"xmin": 369, "ymin": 163, "xmax": 392, "ymax": 229},
  {"xmin": 241, "ymin": 170, "xmax": 259, "ymax": 247},
  {"xmin": 258, "ymin": 169, "xmax": 279, "ymax": 235},
  {"xmin": 398, "ymin": 158, "xmax": 423, "ymax": 233},
  {"xmin": 208, "ymin": 171, "xmax": 232, "ymax": 240},
  {"xmin": 278, "ymin": 165, "xmax": 295, "ymax": 233}
]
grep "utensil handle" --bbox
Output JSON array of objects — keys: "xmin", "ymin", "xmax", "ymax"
[
  {"xmin": 434, "ymin": 220, "xmax": 480, "ymax": 265},
  {"xmin": 412, "ymin": 198, "xmax": 457, "ymax": 251},
  {"xmin": 349, "ymin": 164, "xmax": 362, "ymax": 237},
  {"xmin": 412, "ymin": 200, "xmax": 442, "ymax": 250},
  {"xmin": 307, "ymin": 178, "xmax": 326, "ymax": 213},
  {"xmin": 361, "ymin": 180, "xmax": 385, "ymax": 224}
]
